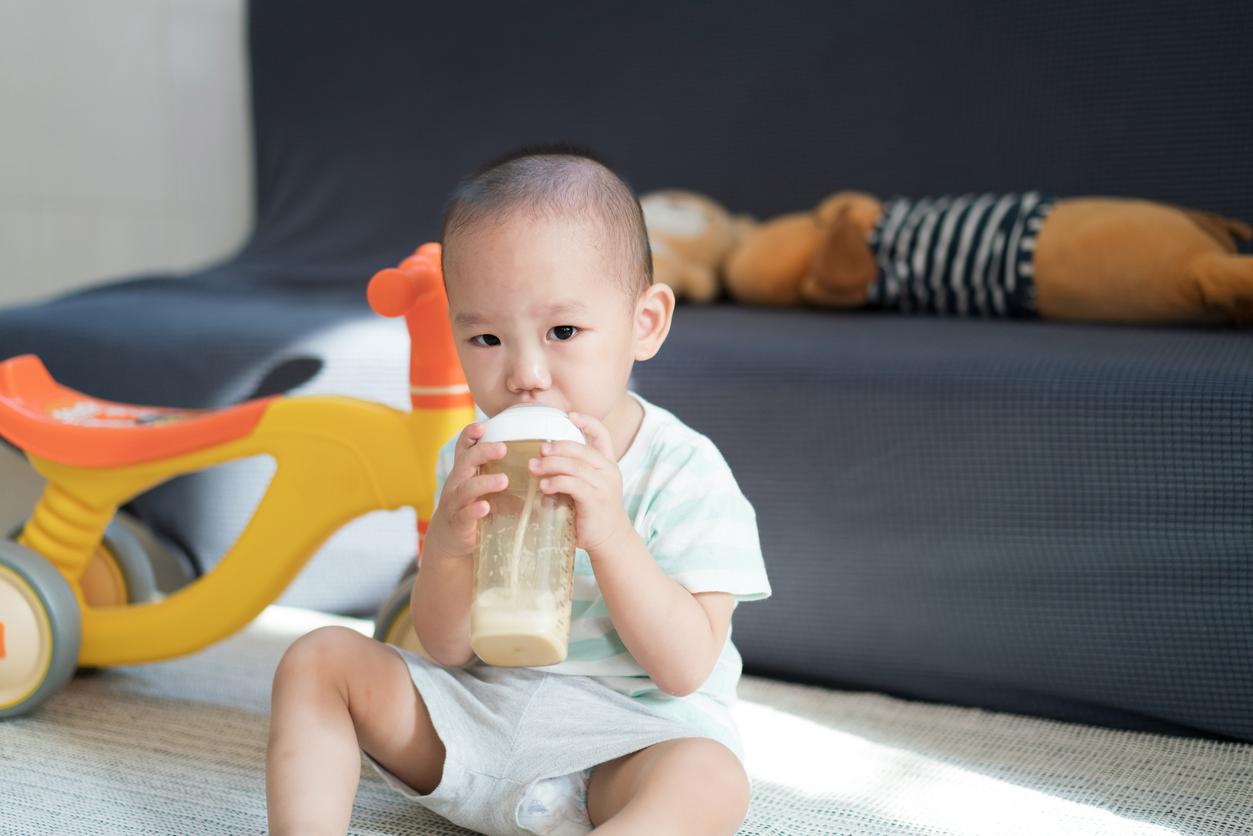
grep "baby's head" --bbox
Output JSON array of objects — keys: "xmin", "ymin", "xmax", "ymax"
[{"xmin": 440, "ymin": 145, "xmax": 674, "ymax": 421}]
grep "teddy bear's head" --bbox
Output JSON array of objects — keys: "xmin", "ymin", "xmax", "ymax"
[{"xmin": 641, "ymin": 190, "xmax": 753, "ymax": 303}]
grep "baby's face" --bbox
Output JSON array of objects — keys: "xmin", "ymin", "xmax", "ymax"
[{"xmin": 443, "ymin": 213, "xmax": 641, "ymax": 421}]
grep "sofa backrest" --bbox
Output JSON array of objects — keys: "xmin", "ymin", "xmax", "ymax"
[{"xmin": 237, "ymin": 0, "xmax": 1253, "ymax": 285}]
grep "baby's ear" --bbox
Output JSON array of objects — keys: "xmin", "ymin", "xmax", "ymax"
[{"xmin": 634, "ymin": 282, "xmax": 675, "ymax": 361}]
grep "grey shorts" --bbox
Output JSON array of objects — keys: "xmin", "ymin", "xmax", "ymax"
[{"xmin": 364, "ymin": 645, "xmax": 721, "ymax": 836}]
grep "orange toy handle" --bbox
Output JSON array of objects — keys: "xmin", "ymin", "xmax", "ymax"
[
  {"xmin": 368, "ymin": 242, "xmax": 474, "ymax": 556},
  {"xmin": 368, "ymin": 243, "xmax": 471, "ymax": 412},
  {"xmin": 367, "ymin": 242, "xmax": 442, "ymax": 316}
]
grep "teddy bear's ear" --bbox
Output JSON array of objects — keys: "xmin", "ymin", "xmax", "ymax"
[
  {"xmin": 803, "ymin": 206, "xmax": 879, "ymax": 307},
  {"xmin": 815, "ymin": 192, "xmax": 884, "ymax": 230},
  {"xmin": 729, "ymin": 213, "xmax": 759, "ymax": 244}
]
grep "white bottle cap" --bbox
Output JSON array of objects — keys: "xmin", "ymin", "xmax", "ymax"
[{"xmin": 481, "ymin": 404, "xmax": 586, "ymax": 444}]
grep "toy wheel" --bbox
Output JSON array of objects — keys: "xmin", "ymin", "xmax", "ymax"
[
  {"xmin": 396, "ymin": 560, "xmax": 418, "ymax": 589},
  {"xmin": 0, "ymin": 540, "xmax": 82, "ymax": 718},
  {"xmin": 112, "ymin": 510, "xmax": 198, "ymax": 595},
  {"xmin": 95, "ymin": 518, "xmax": 159, "ymax": 604},
  {"xmin": 9, "ymin": 516, "xmax": 159, "ymax": 607},
  {"xmin": 373, "ymin": 572, "xmax": 430, "ymax": 659}
]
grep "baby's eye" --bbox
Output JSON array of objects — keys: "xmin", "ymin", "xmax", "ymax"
[
  {"xmin": 469, "ymin": 334, "xmax": 500, "ymax": 347},
  {"xmin": 548, "ymin": 325, "xmax": 578, "ymax": 342}
]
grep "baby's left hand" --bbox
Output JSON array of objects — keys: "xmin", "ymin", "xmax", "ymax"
[{"xmin": 528, "ymin": 411, "xmax": 632, "ymax": 556}]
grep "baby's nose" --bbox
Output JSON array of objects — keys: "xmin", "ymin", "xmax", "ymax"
[{"xmin": 507, "ymin": 354, "xmax": 551, "ymax": 392}]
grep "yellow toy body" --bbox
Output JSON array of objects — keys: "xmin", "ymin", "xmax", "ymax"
[{"xmin": 0, "ymin": 242, "xmax": 470, "ymax": 713}]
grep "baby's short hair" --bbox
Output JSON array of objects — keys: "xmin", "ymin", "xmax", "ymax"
[{"xmin": 440, "ymin": 143, "xmax": 653, "ymax": 300}]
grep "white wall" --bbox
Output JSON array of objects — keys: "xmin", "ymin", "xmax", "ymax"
[{"xmin": 0, "ymin": 0, "xmax": 252, "ymax": 307}]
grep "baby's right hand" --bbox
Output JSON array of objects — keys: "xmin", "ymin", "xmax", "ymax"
[{"xmin": 424, "ymin": 421, "xmax": 509, "ymax": 560}]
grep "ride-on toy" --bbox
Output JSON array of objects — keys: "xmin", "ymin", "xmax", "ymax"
[{"xmin": 0, "ymin": 243, "xmax": 472, "ymax": 717}]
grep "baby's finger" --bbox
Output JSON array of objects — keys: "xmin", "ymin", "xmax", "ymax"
[
  {"xmin": 450, "ymin": 439, "xmax": 508, "ymax": 485},
  {"xmin": 451, "ymin": 421, "xmax": 486, "ymax": 455},
  {"xmin": 455, "ymin": 471, "xmax": 509, "ymax": 506},
  {"xmin": 542, "ymin": 439, "xmax": 605, "ymax": 469},
  {"xmin": 528, "ymin": 454, "xmax": 596, "ymax": 483},
  {"xmin": 449, "ymin": 497, "xmax": 492, "ymax": 530},
  {"xmin": 535, "ymin": 474, "xmax": 585, "ymax": 501},
  {"xmin": 567, "ymin": 412, "xmax": 614, "ymax": 461},
  {"xmin": 464, "ymin": 440, "xmax": 508, "ymax": 469},
  {"xmin": 448, "ymin": 422, "xmax": 485, "ymax": 468}
]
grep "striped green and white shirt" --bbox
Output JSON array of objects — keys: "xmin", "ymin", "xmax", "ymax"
[{"xmin": 433, "ymin": 391, "xmax": 771, "ymax": 755}]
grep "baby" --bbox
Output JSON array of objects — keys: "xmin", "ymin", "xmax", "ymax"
[{"xmin": 266, "ymin": 145, "xmax": 771, "ymax": 835}]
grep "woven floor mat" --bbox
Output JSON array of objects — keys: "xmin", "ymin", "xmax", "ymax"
[{"xmin": 1, "ymin": 607, "xmax": 1250, "ymax": 835}]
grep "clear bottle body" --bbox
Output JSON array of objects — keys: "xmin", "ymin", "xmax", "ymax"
[{"xmin": 470, "ymin": 440, "xmax": 576, "ymax": 666}]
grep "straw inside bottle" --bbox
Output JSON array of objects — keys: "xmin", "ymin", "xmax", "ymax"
[{"xmin": 508, "ymin": 470, "xmax": 540, "ymax": 590}]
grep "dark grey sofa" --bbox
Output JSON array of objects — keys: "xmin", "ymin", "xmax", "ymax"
[{"xmin": 1, "ymin": 0, "xmax": 1250, "ymax": 743}]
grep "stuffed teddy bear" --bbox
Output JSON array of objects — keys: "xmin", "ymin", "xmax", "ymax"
[
  {"xmin": 640, "ymin": 190, "xmax": 755, "ymax": 303},
  {"xmin": 724, "ymin": 190, "xmax": 1253, "ymax": 324}
]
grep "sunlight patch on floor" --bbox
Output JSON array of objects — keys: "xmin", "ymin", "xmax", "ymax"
[
  {"xmin": 251, "ymin": 604, "xmax": 373, "ymax": 642},
  {"xmin": 735, "ymin": 699, "xmax": 1180, "ymax": 836}
]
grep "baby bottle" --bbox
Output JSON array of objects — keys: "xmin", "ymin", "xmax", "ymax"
[{"xmin": 469, "ymin": 404, "xmax": 584, "ymax": 666}]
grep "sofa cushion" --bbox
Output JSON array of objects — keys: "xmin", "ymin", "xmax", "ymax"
[{"xmin": 635, "ymin": 303, "xmax": 1253, "ymax": 741}]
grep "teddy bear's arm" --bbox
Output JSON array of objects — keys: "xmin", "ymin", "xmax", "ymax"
[
  {"xmin": 1173, "ymin": 206, "xmax": 1253, "ymax": 253},
  {"xmin": 802, "ymin": 206, "xmax": 879, "ymax": 307}
]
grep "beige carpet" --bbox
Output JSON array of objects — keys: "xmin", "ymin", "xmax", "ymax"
[{"xmin": 1, "ymin": 607, "xmax": 1250, "ymax": 835}]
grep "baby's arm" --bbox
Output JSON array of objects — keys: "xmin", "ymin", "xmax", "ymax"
[
  {"xmin": 411, "ymin": 421, "xmax": 509, "ymax": 666},
  {"xmin": 527, "ymin": 411, "xmax": 736, "ymax": 695},
  {"xmin": 590, "ymin": 533, "xmax": 735, "ymax": 697}
]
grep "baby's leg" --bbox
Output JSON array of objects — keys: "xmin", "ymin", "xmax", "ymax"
[
  {"xmin": 266, "ymin": 626, "xmax": 445, "ymax": 835},
  {"xmin": 586, "ymin": 738, "xmax": 750, "ymax": 835}
]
